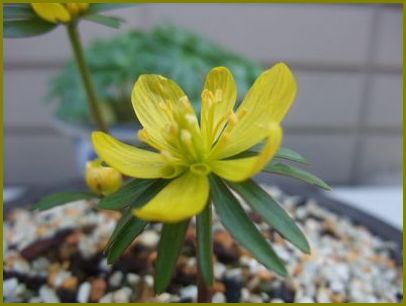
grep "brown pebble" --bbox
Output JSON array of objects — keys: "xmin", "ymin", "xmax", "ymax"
[
  {"xmin": 258, "ymin": 269, "xmax": 274, "ymax": 281},
  {"xmin": 66, "ymin": 231, "xmax": 83, "ymax": 245},
  {"xmin": 214, "ymin": 231, "xmax": 234, "ymax": 249},
  {"xmin": 212, "ymin": 281, "xmax": 226, "ymax": 293},
  {"xmin": 90, "ymin": 279, "xmax": 107, "ymax": 302},
  {"xmin": 36, "ymin": 225, "xmax": 49, "ymax": 238},
  {"xmin": 148, "ymin": 251, "xmax": 157, "ymax": 265},
  {"xmin": 330, "ymin": 293, "xmax": 345, "ymax": 303},
  {"xmin": 62, "ymin": 276, "xmax": 79, "ymax": 291}
]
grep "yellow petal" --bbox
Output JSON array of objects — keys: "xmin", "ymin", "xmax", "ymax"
[
  {"xmin": 66, "ymin": 3, "xmax": 89, "ymax": 15},
  {"xmin": 200, "ymin": 67, "xmax": 237, "ymax": 150},
  {"xmin": 131, "ymin": 74, "xmax": 196, "ymax": 152},
  {"xmin": 210, "ymin": 123, "xmax": 282, "ymax": 182},
  {"xmin": 210, "ymin": 63, "xmax": 296, "ymax": 160},
  {"xmin": 92, "ymin": 132, "xmax": 182, "ymax": 179},
  {"xmin": 31, "ymin": 3, "xmax": 71, "ymax": 23},
  {"xmin": 134, "ymin": 171, "xmax": 209, "ymax": 223}
]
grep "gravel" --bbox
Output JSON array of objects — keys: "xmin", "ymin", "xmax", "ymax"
[{"xmin": 3, "ymin": 186, "xmax": 403, "ymax": 303}]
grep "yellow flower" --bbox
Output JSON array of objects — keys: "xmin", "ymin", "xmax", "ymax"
[
  {"xmin": 92, "ymin": 63, "xmax": 297, "ymax": 222},
  {"xmin": 85, "ymin": 159, "xmax": 123, "ymax": 196},
  {"xmin": 31, "ymin": 3, "xmax": 89, "ymax": 23}
]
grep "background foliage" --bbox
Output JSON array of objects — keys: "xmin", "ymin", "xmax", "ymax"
[{"xmin": 49, "ymin": 25, "xmax": 262, "ymax": 125}]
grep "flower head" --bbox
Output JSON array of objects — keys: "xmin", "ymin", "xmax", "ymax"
[
  {"xmin": 85, "ymin": 159, "xmax": 122, "ymax": 196},
  {"xmin": 92, "ymin": 63, "xmax": 297, "ymax": 222},
  {"xmin": 31, "ymin": 3, "xmax": 89, "ymax": 23}
]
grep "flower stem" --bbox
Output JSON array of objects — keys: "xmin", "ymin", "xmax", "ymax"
[{"xmin": 66, "ymin": 23, "xmax": 109, "ymax": 133}]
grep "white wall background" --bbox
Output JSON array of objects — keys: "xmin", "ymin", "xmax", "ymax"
[{"xmin": 3, "ymin": 4, "xmax": 403, "ymax": 186}]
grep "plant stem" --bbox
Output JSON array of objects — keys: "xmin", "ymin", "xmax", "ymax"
[
  {"xmin": 66, "ymin": 23, "xmax": 109, "ymax": 133},
  {"xmin": 196, "ymin": 203, "xmax": 213, "ymax": 303}
]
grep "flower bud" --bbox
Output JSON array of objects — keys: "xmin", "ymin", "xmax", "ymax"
[{"xmin": 85, "ymin": 159, "xmax": 122, "ymax": 196}]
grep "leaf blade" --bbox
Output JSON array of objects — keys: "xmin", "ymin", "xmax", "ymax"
[
  {"xmin": 83, "ymin": 14, "xmax": 124, "ymax": 29},
  {"xmin": 210, "ymin": 176, "xmax": 287, "ymax": 277},
  {"xmin": 107, "ymin": 216, "xmax": 147, "ymax": 264},
  {"xmin": 4, "ymin": 19, "xmax": 57, "ymax": 38},
  {"xmin": 264, "ymin": 162, "xmax": 332, "ymax": 191},
  {"xmin": 33, "ymin": 191, "xmax": 96, "ymax": 211},
  {"xmin": 228, "ymin": 180, "xmax": 310, "ymax": 254},
  {"xmin": 275, "ymin": 147, "xmax": 309, "ymax": 164},
  {"xmin": 96, "ymin": 179, "xmax": 154, "ymax": 210},
  {"xmin": 196, "ymin": 204, "xmax": 214, "ymax": 286},
  {"xmin": 154, "ymin": 219, "xmax": 190, "ymax": 294}
]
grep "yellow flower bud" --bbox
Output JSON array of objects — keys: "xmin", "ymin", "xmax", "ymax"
[
  {"xmin": 31, "ymin": 3, "xmax": 89, "ymax": 24},
  {"xmin": 85, "ymin": 159, "xmax": 122, "ymax": 196}
]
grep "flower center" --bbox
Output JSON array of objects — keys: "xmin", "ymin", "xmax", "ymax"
[{"xmin": 190, "ymin": 163, "xmax": 211, "ymax": 176}]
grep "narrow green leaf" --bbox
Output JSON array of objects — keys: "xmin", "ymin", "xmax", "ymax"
[
  {"xmin": 105, "ymin": 209, "xmax": 133, "ymax": 252},
  {"xmin": 154, "ymin": 219, "xmax": 190, "ymax": 294},
  {"xmin": 234, "ymin": 147, "xmax": 308, "ymax": 164},
  {"xmin": 33, "ymin": 192, "xmax": 96, "ymax": 211},
  {"xmin": 97, "ymin": 179, "xmax": 154, "ymax": 210},
  {"xmin": 275, "ymin": 147, "xmax": 308, "ymax": 164},
  {"xmin": 228, "ymin": 180, "xmax": 310, "ymax": 254},
  {"xmin": 210, "ymin": 176, "xmax": 287, "ymax": 277},
  {"xmin": 105, "ymin": 180, "xmax": 170, "ymax": 263},
  {"xmin": 107, "ymin": 216, "xmax": 147, "ymax": 264},
  {"xmin": 4, "ymin": 19, "xmax": 57, "ymax": 38},
  {"xmin": 87, "ymin": 4, "xmax": 136, "ymax": 13},
  {"xmin": 264, "ymin": 162, "xmax": 332, "ymax": 191},
  {"xmin": 131, "ymin": 180, "xmax": 169, "ymax": 209},
  {"xmin": 83, "ymin": 14, "xmax": 124, "ymax": 29},
  {"xmin": 196, "ymin": 204, "xmax": 214, "ymax": 286},
  {"xmin": 4, "ymin": 4, "xmax": 37, "ymax": 20}
]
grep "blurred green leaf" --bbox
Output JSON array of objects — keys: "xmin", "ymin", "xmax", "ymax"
[
  {"xmin": 33, "ymin": 192, "xmax": 96, "ymax": 211},
  {"xmin": 264, "ymin": 162, "xmax": 332, "ymax": 191},
  {"xmin": 83, "ymin": 14, "xmax": 124, "ymax": 29},
  {"xmin": 275, "ymin": 147, "xmax": 309, "ymax": 164},
  {"xmin": 210, "ymin": 176, "xmax": 287, "ymax": 277},
  {"xmin": 48, "ymin": 26, "xmax": 262, "ymax": 124},
  {"xmin": 4, "ymin": 19, "xmax": 57, "ymax": 38},
  {"xmin": 4, "ymin": 4, "xmax": 37, "ymax": 20},
  {"xmin": 97, "ymin": 179, "xmax": 155, "ymax": 211},
  {"xmin": 105, "ymin": 209, "xmax": 133, "ymax": 252},
  {"xmin": 196, "ymin": 204, "xmax": 214, "ymax": 286},
  {"xmin": 228, "ymin": 179, "xmax": 310, "ymax": 254},
  {"xmin": 155, "ymin": 219, "xmax": 189, "ymax": 294},
  {"xmin": 107, "ymin": 216, "xmax": 147, "ymax": 264}
]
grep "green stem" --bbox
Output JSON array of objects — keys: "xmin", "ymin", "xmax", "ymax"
[{"xmin": 66, "ymin": 23, "xmax": 109, "ymax": 133}]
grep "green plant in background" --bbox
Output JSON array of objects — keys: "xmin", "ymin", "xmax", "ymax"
[
  {"xmin": 48, "ymin": 26, "xmax": 263, "ymax": 125},
  {"xmin": 4, "ymin": 3, "xmax": 133, "ymax": 133},
  {"xmin": 35, "ymin": 63, "xmax": 331, "ymax": 302}
]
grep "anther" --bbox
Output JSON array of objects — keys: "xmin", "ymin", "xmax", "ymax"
[
  {"xmin": 137, "ymin": 129, "xmax": 149, "ymax": 142},
  {"xmin": 238, "ymin": 107, "xmax": 248, "ymax": 119},
  {"xmin": 180, "ymin": 129, "xmax": 192, "ymax": 145},
  {"xmin": 215, "ymin": 89, "xmax": 223, "ymax": 102},
  {"xmin": 228, "ymin": 112, "xmax": 238, "ymax": 127}
]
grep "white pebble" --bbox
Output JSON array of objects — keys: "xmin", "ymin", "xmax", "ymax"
[
  {"xmin": 109, "ymin": 271, "xmax": 123, "ymax": 287},
  {"xmin": 126, "ymin": 273, "xmax": 140, "ymax": 285},
  {"xmin": 113, "ymin": 288, "xmax": 131, "ymax": 303},
  {"xmin": 212, "ymin": 292, "xmax": 226, "ymax": 303},
  {"xmin": 270, "ymin": 298, "xmax": 285, "ymax": 303},
  {"xmin": 39, "ymin": 285, "xmax": 60, "ymax": 303},
  {"xmin": 214, "ymin": 263, "xmax": 226, "ymax": 279},
  {"xmin": 296, "ymin": 296, "xmax": 315, "ymax": 303},
  {"xmin": 139, "ymin": 230, "xmax": 159, "ymax": 247},
  {"xmin": 99, "ymin": 293, "xmax": 113, "ymax": 303},
  {"xmin": 77, "ymin": 282, "xmax": 91, "ymax": 303},
  {"xmin": 180, "ymin": 285, "xmax": 197, "ymax": 300},
  {"xmin": 3, "ymin": 278, "xmax": 18, "ymax": 297}
]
